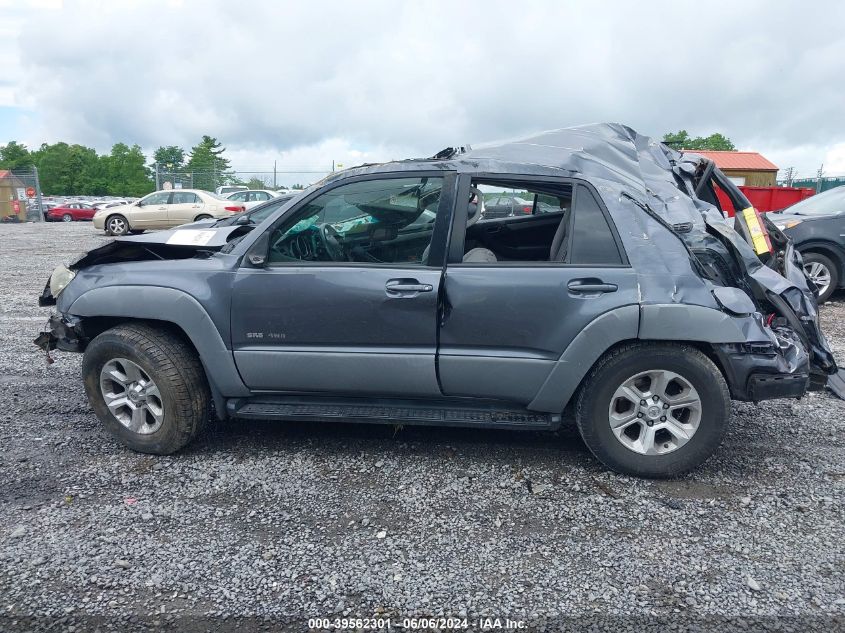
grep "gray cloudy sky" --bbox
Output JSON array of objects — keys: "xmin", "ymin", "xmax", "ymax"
[{"xmin": 1, "ymin": 0, "xmax": 844, "ymax": 182}]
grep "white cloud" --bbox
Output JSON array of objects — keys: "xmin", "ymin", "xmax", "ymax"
[{"xmin": 2, "ymin": 0, "xmax": 844, "ymax": 178}]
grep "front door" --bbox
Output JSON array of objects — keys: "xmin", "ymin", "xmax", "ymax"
[
  {"xmin": 230, "ymin": 173, "xmax": 456, "ymax": 397},
  {"xmin": 438, "ymin": 178, "xmax": 639, "ymax": 406},
  {"xmin": 133, "ymin": 191, "xmax": 171, "ymax": 227}
]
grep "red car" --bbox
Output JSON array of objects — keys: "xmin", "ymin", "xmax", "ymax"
[{"xmin": 47, "ymin": 203, "xmax": 97, "ymax": 222}]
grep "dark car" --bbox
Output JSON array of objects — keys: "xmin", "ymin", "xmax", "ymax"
[
  {"xmin": 34, "ymin": 123, "xmax": 842, "ymax": 478},
  {"xmin": 481, "ymin": 196, "xmax": 534, "ymax": 219},
  {"xmin": 48, "ymin": 203, "xmax": 97, "ymax": 222},
  {"xmin": 772, "ymin": 186, "xmax": 845, "ymax": 303}
]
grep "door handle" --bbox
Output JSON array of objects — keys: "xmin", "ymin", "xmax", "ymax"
[
  {"xmin": 567, "ymin": 279, "xmax": 618, "ymax": 294},
  {"xmin": 385, "ymin": 279, "xmax": 434, "ymax": 296}
]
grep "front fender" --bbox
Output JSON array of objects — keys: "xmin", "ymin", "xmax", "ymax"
[{"xmin": 68, "ymin": 286, "xmax": 250, "ymax": 398}]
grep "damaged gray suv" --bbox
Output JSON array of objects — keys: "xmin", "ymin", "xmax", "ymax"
[{"xmin": 36, "ymin": 124, "xmax": 843, "ymax": 478}]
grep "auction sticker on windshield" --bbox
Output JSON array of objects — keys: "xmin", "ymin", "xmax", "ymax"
[{"xmin": 166, "ymin": 230, "xmax": 217, "ymax": 246}]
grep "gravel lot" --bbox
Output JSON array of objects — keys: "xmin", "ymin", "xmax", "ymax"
[{"xmin": 1, "ymin": 222, "xmax": 843, "ymax": 632}]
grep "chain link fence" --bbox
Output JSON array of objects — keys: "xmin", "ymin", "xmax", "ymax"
[
  {"xmin": 0, "ymin": 166, "xmax": 45, "ymax": 222},
  {"xmin": 154, "ymin": 168, "xmax": 330, "ymax": 193}
]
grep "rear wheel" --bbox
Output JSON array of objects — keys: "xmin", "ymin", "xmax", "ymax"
[
  {"xmin": 575, "ymin": 343, "xmax": 730, "ymax": 478},
  {"xmin": 106, "ymin": 214, "xmax": 129, "ymax": 236},
  {"xmin": 194, "ymin": 214, "xmax": 213, "ymax": 221},
  {"xmin": 802, "ymin": 252, "xmax": 838, "ymax": 304},
  {"xmin": 82, "ymin": 323, "xmax": 209, "ymax": 454},
  {"xmin": 62, "ymin": 213, "xmax": 73, "ymax": 222}
]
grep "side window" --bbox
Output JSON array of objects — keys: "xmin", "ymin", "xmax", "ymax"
[
  {"xmin": 267, "ymin": 177, "xmax": 443, "ymax": 266},
  {"xmin": 229, "ymin": 192, "xmax": 247, "ymax": 201},
  {"xmin": 568, "ymin": 185, "xmax": 623, "ymax": 265},
  {"xmin": 252, "ymin": 191, "xmax": 271, "ymax": 201},
  {"xmin": 171, "ymin": 192, "xmax": 197, "ymax": 204},
  {"xmin": 141, "ymin": 192, "xmax": 171, "ymax": 206},
  {"xmin": 467, "ymin": 180, "xmax": 573, "ymax": 262}
]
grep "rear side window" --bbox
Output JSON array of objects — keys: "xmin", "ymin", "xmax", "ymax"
[{"xmin": 569, "ymin": 185, "xmax": 623, "ymax": 265}]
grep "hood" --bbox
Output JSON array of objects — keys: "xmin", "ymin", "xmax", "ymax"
[{"xmin": 68, "ymin": 225, "xmax": 250, "ymax": 271}]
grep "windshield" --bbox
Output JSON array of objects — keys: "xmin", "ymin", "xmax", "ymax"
[{"xmin": 782, "ymin": 186, "xmax": 845, "ymax": 216}]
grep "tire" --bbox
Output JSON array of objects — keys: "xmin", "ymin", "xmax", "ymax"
[
  {"xmin": 105, "ymin": 214, "xmax": 129, "ymax": 236},
  {"xmin": 575, "ymin": 342, "xmax": 730, "ymax": 478},
  {"xmin": 802, "ymin": 252, "xmax": 838, "ymax": 304},
  {"xmin": 62, "ymin": 213, "xmax": 73, "ymax": 222},
  {"xmin": 194, "ymin": 214, "xmax": 213, "ymax": 221},
  {"xmin": 82, "ymin": 323, "xmax": 210, "ymax": 454}
]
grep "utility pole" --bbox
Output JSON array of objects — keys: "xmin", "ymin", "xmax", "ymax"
[
  {"xmin": 783, "ymin": 166, "xmax": 795, "ymax": 187},
  {"xmin": 816, "ymin": 164, "xmax": 824, "ymax": 193},
  {"xmin": 33, "ymin": 165, "xmax": 45, "ymax": 223},
  {"xmin": 273, "ymin": 160, "xmax": 277, "ymax": 189}
]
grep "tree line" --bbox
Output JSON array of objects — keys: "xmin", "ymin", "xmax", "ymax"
[
  {"xmin": 1, "ymin": 130, "xmax": 736, "ymax": 197},
  {"xmin": 0, "ymin": 136, "xmax": 240, "ymax": 197}
]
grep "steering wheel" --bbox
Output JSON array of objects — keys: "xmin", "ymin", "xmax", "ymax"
[{"xmin": 318, "ymin": 224, "xmax": 346, "ymax": 261}]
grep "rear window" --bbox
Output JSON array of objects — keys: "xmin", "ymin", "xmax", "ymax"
[{"xmin": 568, "ymin": 185, "xmax": 623, "ymax": 265}]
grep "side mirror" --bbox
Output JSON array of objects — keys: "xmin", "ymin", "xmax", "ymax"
[
  {"xmin": 246, "ymin": 231, "xmax": 270, "ymax": 267},
  {"xmin": 235, "ymin": 214, "xmax": 250, "ymax": 225}
]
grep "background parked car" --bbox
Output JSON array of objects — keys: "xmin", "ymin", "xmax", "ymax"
[
  {"xmin": 180, "ymin": 193, "xmax": 299, "ymax": 229},
  {"xmin": 92, "ymin": 189, "xmax": 245, "ymax": 235},
  {"xmin": 773, "ymin": 185, "xmax": 845, "ymax": 303},
  {"xmin": 93, "ymin": 200, "xmax": 128, "ymax": 211},
  {"xmin": 225, "ymin": 189, "xmax": 287, "ymax": 209},
  {"xmin": 47, "ymin": 202, "xmax": 97, "ymax": 222},
  {"xmin": 215, "ymin": 185, "xmax": 248, "ymax": 196},
  {"xmin": 482, "ymin": 196, "xmax": 534, "ymax": 219}
]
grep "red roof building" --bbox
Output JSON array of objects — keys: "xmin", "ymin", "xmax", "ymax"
[{"xmin": 684, "ymin": 150, "xmax": 779, "ymax": 187}]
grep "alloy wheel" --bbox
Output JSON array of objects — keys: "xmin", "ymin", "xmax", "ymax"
[
  {"xmin": 107, "ymin": 217, "xmax": 127, "ymax": 235},
  {"xmin": 608, "ymin": 369, "xmax": 702, "ymax": 455},
  {"xmin": 99, "ymin": 357, "xmax": 164, "ymax": 434},
  {"xmin": 804, "ymin": 261, "xmax": 831, "ymax": 297}
]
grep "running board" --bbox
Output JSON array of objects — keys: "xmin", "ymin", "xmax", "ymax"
[{"xmin": 227, "ymin": 396, "xmax": 560, "ymax": 430}]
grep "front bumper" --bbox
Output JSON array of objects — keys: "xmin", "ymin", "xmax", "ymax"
[{"xmin": 33, "ymin": 314, "xmax": 86, "ymax": 353}]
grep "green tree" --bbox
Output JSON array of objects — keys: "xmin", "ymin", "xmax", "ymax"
[
  {"xmin": 31, "ymin": 142, "xmax": 100, "ymax": 195},
  {"xmin": 153, "ymin": 145, "xmax": 186, "ymax": 171},
  {"xmin": 246, "ymin": 177, "xmax": 267, "ymax": 189},
  {"xmin": 103, "ymin": 143, "xmax": 154, "ymax": 197},
  {"xmin": 186, "ymin": 136, "xmax": 232, "ymax": 191},
  {"xmin": 0, "ymin": 141, "xmax": 33, "ymax": 170},
  {"xmin": 662, "ymin": 130, "xmax": 736, "ymax": 151}
]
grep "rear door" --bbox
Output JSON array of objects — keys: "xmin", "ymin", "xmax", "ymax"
[
  {"xmin": 230, "ymin": 172, "xmax": 456, "ymax": 397},
  {"xmin": 167, "ymin": 191, "xmax": 204, "ymax": 225},
  {"xmin": 438, "ymin": 178, "xmax": 639, "ymax": 406}
]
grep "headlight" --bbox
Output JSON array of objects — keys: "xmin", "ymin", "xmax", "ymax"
[
  {"xmin": 775, "ymin": 220, "xmax": 802, "ymax": 230},
  {"xmin": 49, "ymin": 265, "xmax": 76, "ymax": 298}
]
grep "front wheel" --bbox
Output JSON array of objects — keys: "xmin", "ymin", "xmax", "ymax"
[
  {"xmin": 575, "ymin": 343, "xmax": 730, "ymax": 478},
  {"xmin": 62, "ymin": 213, "xmax": 73, "ymax": 222},
  {"xmin": 82, "ymin": 323, "xmax": 210, "ymax": 454},
  {"xmin": 105, "ymin": 214, "xmax": 129, "ymax": 236},
  {"xmin": 802, "ymin": 252, "xmax": 838, "ymax": 304}
]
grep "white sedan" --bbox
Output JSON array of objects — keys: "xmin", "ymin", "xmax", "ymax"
[
  {"xmin": 93, "ymin": 189, "xmax": 245, "ymax": 235},
  {"xmin": 225, "ymin": 189, "xmax": 290, "ymax": 209}
]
